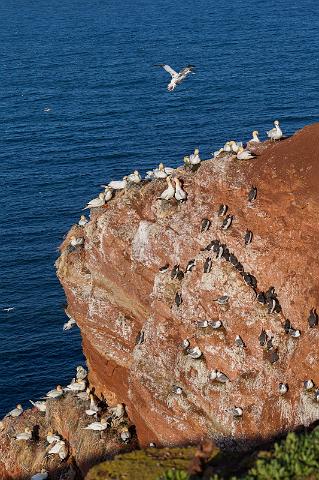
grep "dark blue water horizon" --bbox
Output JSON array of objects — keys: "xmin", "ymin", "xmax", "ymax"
[{"xmin": 1, "ymin": 0, "xmax": 319, "ymax": 417}]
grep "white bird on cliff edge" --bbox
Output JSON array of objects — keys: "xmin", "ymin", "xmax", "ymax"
[
  {"xmin": 107, "ymin": 177, "xmax": 128, "ymax": 190},
  {"xmin": 63, "ymin": 316, "xmax": 76, "ymax": 331},
  {"xmin": 5, "ymin": 404, "xmax": 23, "ymax": 418},
  {"xmin": 158, "ymin": 176, "xmax": 175, "ymax": 201},
  {"xmin": 174, "ymin": 178, "xmax": 187, "ymax": 202},
  {"xmin": 127, "ymin": 170, "xmax": 142, "ymax": 184},
  {"xmin": 77, "ymin": 387, "xmax": 91, "ymax": 401},
  {"xmin": 109, "ymin": 403, "xmax": 125, "ymax": 420},
  {"xmin": 76, "ymin": 365, "xmax": 88, "ymax": 381},
  {"xmin": 154, "ymin": 64, "xmax": 195, "ymax": 91},
  {"xmin": 29, "ymin": 399, "xmax": 46, "ymax": 412},
  {"xmin": 85, "ymin": 394, "xmax": 100, "ymax": 416},
  {"xmin": 267, "ymin": 120, "xmax": 283, "ymax": 141},
  {"xmin": 64, "ymin": 379, "xmax": 86, "ymax": 392},
  {"xmin": 83, "ymin": 192, "xmax": 106, "ymax": 210},
  {"xmin": 84, "ymin": 418, "xmax": 108, "ymax": 431},
  {"xmin": 15, "ymin": 427, "xmax": 32, "ymax": 441},
  {"xmin": 46, "ymin": 431, "xmax": 61, "ymax": 444},
  {"xmin": 78, "ymin": 215, "xmax": 88, "ymax": 226},
  {"xmin": 42, "ymin": 385, "xmax": 63, "ymax": 399},
  {"xmin": 249, "ymin": 130, "xmax": 260, "ymax": 143},
  {"xmin": 236, "ymin": 146, "xmax": 255, "ymax": 160},
  {"xmin": 31, "ymin": 469, "xmax": 48, "ymax": 480},
  {"xmin": 48, "ymin": 439, "xmax": 68, "ymax": 460}
]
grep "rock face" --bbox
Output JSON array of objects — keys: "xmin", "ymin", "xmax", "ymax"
[{"xmin": 56, "ymin": 124, "xmax": 319, "ymax": 450}]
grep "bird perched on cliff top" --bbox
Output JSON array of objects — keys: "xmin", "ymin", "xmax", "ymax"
[
  {"xmin": 185, "ymin": 259, "xmax": 196, "ymax": 273},
  {"xmin": 174, "ymin": 178, "xmax": 187, "ymax": 202},
  {"xmin": 197, "ymin": 320, "xmax": 209, "ymax": 328},
  {"xmin": 267, "ymin": 120, "xmax": 283, "ymax": 141},
  {"xmin": 83, "ymin": 192, "xmax": 106, "ymax": 210},
  {"xmin": 158, "ymin": 176, "xmax": 175, "ymax": 201},
  {"xmin": 189, "ymin": 148, "xmax": 201, "ymax": 167},
  {"xmin": 29, "ymin": 399, "xmax": 46, "ymax": 412},
  {"xmin": 181, "ymin": 339, "xmax": 190, "ymax": 349},
  {"xmin": 229, "ymin": 141, "xmax": 243, "ymax": 154},
  {"xmin": 248, "ymin": 130, "xmax": 260, "ymax": 143},
  {"xmin": 172, "ymin": 385, "xmax": 183, "ymax": 395},
  {"xmin": 76, "ymin": 365, "xmax": 87, "ymax": 381},
  {"xmin": 212, "ymin": 147, "xmax": 224, "ymax": 158},
  {"xmin": 154, "ymin": 64, "xmax": 195, "ymax": 91},
  {"xmin": 308, "ymin": 308, "xmax": 318, "ymax": 328},
  {"xmin": 84, "ymin": 418, "xmax": 108, "ymax": 431},
  {"xmin": 127, "ymin": 170, "xmax": 142, "ymax": 184},
  {"xmin": 204, "ymin": 257, "xmax": 212, "ymax": 273},
  {"xmin": 78, "ymin": 215, "xmax": 88, "ymax": 226},
  {"xmin": 46, "ymin": 431, "xmax": 61, "ymax": 444},
  {"xmin": 31, "ymin": 470, "xmax": 48, "ymax": 480},
  {"xmin": 5, "ymin": 404, "xmax": 23, "ymax": 418},
  {"xmin": 65, "ymin": 379, "xmax": 86, "ymax": 392},
  {"xmin": 236, "ymin": 147, "xmax": 255, "ymax": 160},
  {"xmin": 108, "ymin": 177, "xmax": 128, "ymax": 190},
  {"xmin": 15, "ymin": 427, "xmax": 32, "ymax": 441},
  {"xmin": 69, "ymin": 236, "xmax": 84, "ymax": 248},
  {"xmin": 42, "ymin": 385, "xmax": 63, "ymax": 399},
  {"xmin": 210, "ymin": 370, "xmax": 229, "ymax": 383}
]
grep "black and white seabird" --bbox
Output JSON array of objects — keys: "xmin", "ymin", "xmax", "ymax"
[
  {"xmin": 135, "ymin": 331, "xmax": 145, "ymax": 345},
  {"xmin": 221, "ymin": 215, "xmax": 233, "ymax": 230},
  {"xmin": 213, "ymin": 295, "xmax": 229, "ymax": 305},
  {"xmin": 243, "ymin": 273, "xmax": 257, "ymax": 289},
  {"xmin": 222, "ymin": 247, "xmax": 230, "ymax": 261},
  {"xmin": 308, "ymin": 308, "xmax": 318, "ymax": 328},
  {"xmin": 181, "ymin": 339, "xmax": 190, "ymax": 349},
  {"xmin": 244, "ymin": 230, "xmax": 253, "ymax": 245},
  {"xmin": 212, "ymin": 240, "xmax": 221, "ymax": 253},
  {"xmin": 267, "ymin": 298, "xmax": 277, "ymax": 314},
  {"xmin": 229, "ymin": 254, "xmax": 238, "ymax": 266},
  {"xmin": 235, "ymin": 335, "xmax": 246, "ymax": 348},
  {"xmin": 257, "ymin": 292, "xmax": 267, "ymax": 305},
  {"xmin": 185, "ymin": 259, "xmax": 196, "ymax": 273},
  {"xmin": 201, "ymin": 241, "xmax": 214, "ymax": 252},
  {"xmin": 304, "ymin": 379, "xmax": 314, "ymax": 390},
  {"xmin": 204, "ymin": 257, "xmax": 212, "ymax": 273},
  {"xmin": 218, "ymin": 204, "xmax": 228, "ymax": 216},
  {"xmin": 187, "ymin": 346, "xmax": 203, "ymax": 359},
  {"xmin": 171, "ymin": 265, "xmax": 180, "ymax": 279},
  {"xmin": 284, "ymin": 319, "xmax": 292, "ymax": 333},
  {"xmin": 279, "ymin": 383, "xmax": 289, "ymax": 395},
  {"xmin": 314, "ymin": 389, "xmax": 319, "ymax": 402},
  {"xmin": 209, "ymin": 320, "xmax": 223, "ymax": 329},
  {"xmin": 197, "ymin": 320, "xmax": 209, "ymax": 328},
  {"xmin": 235, "ymin": 262, "xmax": 244, "ymax": 273},
  {"xmin": 155, "ymin": 64, "xmax": 195, "ymax": 92},
  {"xmin": 172, "ymin": 385, "xmax": 183, "ymax": 395},
  {"xmin": 231, "ymin": 406, "xmax": 243, "ymax": 418},
  {"xmin": 259, "ymin": 329, "xmax": 267, "ymax": 347},
  {"xmin": 217, "ymin": 245, "xmax": 224, "ymax": 260},
  {"xmin": 175, "ymin": 292, "xmax": 182, "ymax": 307},
  {"xmin": 210, "ymin": 370, "xmax": 229, "ymax": 383},
  {"xmin": 201, "ymin": 218, "xmax": 211, "ymax": 233},
  {"xmin": 266, "ymin": 337, "xmax": 274, "ymax": 351},
  {"xmin": 289, "ymin": 328, "xmax": 301, "ymax": 338},
  {"xmin": 159, "ymin": 264, "xmax": 169, "ymax": 273},
  {"xmin": 248, "ymin": 186, "xmax": 257, "ymax": 202}
]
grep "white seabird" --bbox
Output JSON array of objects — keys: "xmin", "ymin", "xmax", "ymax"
[
  {"xmin": 85, "ymin": 394, "xmax": 100, "ymax": 417},
  {"xmin": 223, "ymin": 142, "xmax": 232, "ymax": 152},
  {"xmin": 42, "ymin": 385, "xmax": 63, "ymax": 399},
  {"xmin": 153, "ymin": 163, "xmax": 168, "ymax": 179},
  {"xmin": 16, "ymin": 427, "xmax": 32, "ymax": 441},
  {"xmin": 174, "ymin": 178, "xmax": 187, "ymax": 202},
  {"xmin": 108, "ymin": 177, "xmax": 128, "ymax": 190},
  {"xmin": 189, "ymin": 148, "xmax": 201, "ymax": 166},
  {"xmin": 236, "ymin": 147, "xmax": 255, "ymax": 160},
  {"xmin": 212, "ymin": 148, "xmax": 224, "ymax": 158},
  {"xmin": 5, "ymin": 404, "xmax": 23, "ymax": 418},
  {"xmin": 109, "ymin": 403, "xmax": 125, "ymax": 420},
  {"xmin": 249, "ymin": 130, "xmax": 260, "ymax": 143},
  {"xmin": 46, "ymin": 431, "xmax": 61, "ymax": 444},
  {"xmin": 267, "ymin": 120, "xmax": 283, "ymax": 141},
  {"xmin": 29, "ymin": 400, "xmax": 46, "ymax": 412},
  {"xmin": 83, "ymin": 192, "xmax": 105, "ymax": 210},
  {"xmin": 120, "ymin": 427, "xmax": 131, "ymax": 443},
  {"xmin": 70, "ymin": 236, "xmax": 84, "ymax": 247},
  {"xmin": 84, "ymin": 418, "xmax": 108, "ymax": 431},
  {"xmin": 63, "ymin": 315, "xmax": 76, "ymax": 331},
  {"xmin": 229, "ymin": 141, "xmax": 243, "ymax": 154},
  {"xmin": 78, "ymin": 215, "xmax": 88, "ymax": 226},
  {"xmin": 77, "ymin": 387, "xmax": 91, "ymax": 401},
  {"xmin": 31, "ymin": 470, "xmax": 48, "ymax": 480},
  {"xmin": 158, "ymin": 176, "xmax": 175, "ymax": 201},
  {"xmin": 154, "ymin": 64, "xmax": 195, "ymax": 92},
  {"xmin": 76, "ymin": 365, "xmax": 87, "ymax": 381},
  {"xmin": 128, "ymin": 170, "xmax": 142, "ymax": 184},
  {"xmin": 65, "ymin": 379, "xmax": 86, "ymax": 392},
  {"xmin": 103, "ymin": 186, "xmax": 114, "ymax": 201},
  {"xmin": 48, "ymin": 440, "xmax": 68, "ymax": 460},
  {"xmin": 187, "ymin": 346, "xmax": 202, "ymax": 359}
]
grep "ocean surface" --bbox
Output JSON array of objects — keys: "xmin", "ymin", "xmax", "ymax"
[{"xmin": 1, "ymin": 0, "xmax": 319, "ymax": 417}]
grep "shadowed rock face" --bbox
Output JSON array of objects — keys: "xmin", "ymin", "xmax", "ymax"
[{"xmin": 56, "ymin": 124, "xmax": 319, "ymax": 449}]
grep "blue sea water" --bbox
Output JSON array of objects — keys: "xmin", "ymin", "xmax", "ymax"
[{"xmin": 1, "ymin": 0, "xmax": 319, "ymax": 417}]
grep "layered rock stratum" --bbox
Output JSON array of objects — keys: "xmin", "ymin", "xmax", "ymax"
[{"xmin": 56, "ymin": 123, "xmax": 319, "ymax": 448}]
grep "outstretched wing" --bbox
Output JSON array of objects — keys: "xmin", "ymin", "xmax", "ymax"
[
  {"xmin": 179, "ymin": 64, "xmax": 195, "ymax": 77},
  {"xmin": 154, "ymin": 64, "xmax": 178, "ymax": 78}
]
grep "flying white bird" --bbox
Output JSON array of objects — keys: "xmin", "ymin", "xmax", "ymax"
[
  {"xmin": 155, "ymin": 64, "xmax": 195, "ymax": 91},
  {"xmin": 267, "ymin": 120, "xmax": 283, "ymax": 141}
]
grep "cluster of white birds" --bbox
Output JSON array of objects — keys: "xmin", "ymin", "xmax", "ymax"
[{"xmin": 213, "ymin": 120, "xmax": 284, "ymax": 160}]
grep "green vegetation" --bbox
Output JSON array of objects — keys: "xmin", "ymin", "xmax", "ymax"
[{"xmin": 86, "ymin": 427, "xmax": 319, "ymax": 480}]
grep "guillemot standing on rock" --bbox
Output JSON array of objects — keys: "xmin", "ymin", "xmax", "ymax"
[
  {"xmin": 259, "ymin": 329, "xmax": 267, "ymax": 347},
  {"xmin": 204, "ymin": 257, "xmax": 212, "ymax": 273},
  {"xmin": 231, "ymin": 407, "xmax": 243, "ymax": 418},
  {"xmin": 308, "ymin": 308, "xmax": 318, "ymax": 327},
  {"xmin": 201, "ymin": 218, "xmax": 211, "ymax": 233},
  {"xmin": 159, "ymin": 263, "xmax": 169, "ymax": 273},
  {"xmin": 213, "ymin": 295, "xmax": 229, "ymax": 305},
  {"xmin": 244, "ymin": 230, "xmax": 253, "ymax": 245},
  {"xmin": 172, "ymin": 385, "xmax": 183, "ymax": 395},
  {"xmin": 185, "ymin": 259, "xmax": 196, "ymax": 273},
  {"xmin": 218, "ymin": 204, "xmax": 228, "ymax": 216},
  {"xmin": 221, "ymin": 215, "xmax": 233, "ymax": 230},
  {"xmin": 279, "ymin": 383, "xmax": 288, "ymax": 395},
  {"xmin": 175, "ymin": 292, "xmax": 182, "ymax": 307},
  {"xmin": 248, "ymin": 186, "xmax": 257, "ymax": 202},
  {"xmin": 235, "ymin": 335, "xmax": 245, "ymax": 348},
  {"xmin": 209, "ymin": 320, "xmax": 223, "ymax": 329}
]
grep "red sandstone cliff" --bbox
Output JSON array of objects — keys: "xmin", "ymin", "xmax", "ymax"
[{"xmin": 55, "ymin": 123, "xmax": 319, "ymax": 449}]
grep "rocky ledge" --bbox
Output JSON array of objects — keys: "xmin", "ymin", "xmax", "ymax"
[{"xmin": 56, "ymin": 123, "xmax": 319, "ymax": 449}]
